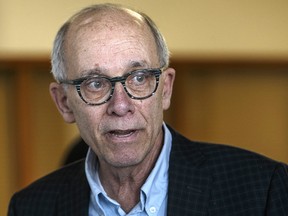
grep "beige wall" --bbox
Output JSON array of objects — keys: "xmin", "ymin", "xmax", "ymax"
[{"xmin": 1, "ymin": 0, "xmax": 288, "ymax": 58}]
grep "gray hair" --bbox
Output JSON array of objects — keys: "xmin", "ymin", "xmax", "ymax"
[{"xmin": 51, "ymin": 3, "xmax": 170, "ymax": 82}]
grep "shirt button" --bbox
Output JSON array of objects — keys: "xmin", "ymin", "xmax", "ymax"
[{"xmin": 149, "ymin": 206, "xmax": 157, "ymax": 213}]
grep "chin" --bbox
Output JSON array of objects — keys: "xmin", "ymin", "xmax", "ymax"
[{"xmin": 106, "ymin": 154, "xmax": 145, "ymax": 168}]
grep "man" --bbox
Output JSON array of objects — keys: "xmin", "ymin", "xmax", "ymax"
[{"xmin": 8, "ymin": 3, "xmax": 288, "ymax": 216}]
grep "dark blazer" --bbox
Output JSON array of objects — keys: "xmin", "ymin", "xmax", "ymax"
[{"xmin": 8, "ymin": 128, "xmax": 288, "ymax": 215}]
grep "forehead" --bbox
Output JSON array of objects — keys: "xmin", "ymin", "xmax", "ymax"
[{"xmin": 64, "ymin": 10, "xmax": 159, "ymax": 75}]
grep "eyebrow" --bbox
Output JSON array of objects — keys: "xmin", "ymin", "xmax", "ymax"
[
  {"xmin": 79, "ymin": 60, "xmax": 150, "ymax": 77},
  {"xmin": 129, "ymin": 60, "xmax": 149, "ymax": 68},
  {"xmin": 80, "ymin": 68, "xmax": 103, "ymax": 77}
]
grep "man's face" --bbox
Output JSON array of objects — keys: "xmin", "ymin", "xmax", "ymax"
[{"xmin": 51, "ymin": 13, "xmax": 175, "ymax": 168}]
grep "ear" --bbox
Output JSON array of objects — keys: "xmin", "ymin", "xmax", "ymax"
[
  {"xmin": 49, "ymin": 82, "xmax": 75, "ymax": 123},
  {"xmin": 162, "ymin": 67, "xmax": 176, "ymax": 110}
]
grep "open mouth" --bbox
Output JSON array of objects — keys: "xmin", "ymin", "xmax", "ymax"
[{"xmin": 109, "ymin": 130, "xmax": 136, "ymax": 137}]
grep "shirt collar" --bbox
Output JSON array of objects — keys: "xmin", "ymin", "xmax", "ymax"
[{"xmin": 141, "ymin": 123, "xmax": 172, "ymax": 213}]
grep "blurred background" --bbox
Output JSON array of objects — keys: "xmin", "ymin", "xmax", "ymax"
[{"xmin": 1, "ymin": 0, "xmax": 288, "ymax": 214}]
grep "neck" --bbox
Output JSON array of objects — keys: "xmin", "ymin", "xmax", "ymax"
[{"xmin": 98, "ymin": 135, "xmax": 164, "ymax": 213}]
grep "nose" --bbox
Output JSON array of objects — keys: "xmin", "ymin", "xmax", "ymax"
[{"xmin": 106, "ymin": 82, "xmax": 135, "ymax": 116}]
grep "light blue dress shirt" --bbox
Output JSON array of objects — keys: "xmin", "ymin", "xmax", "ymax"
[{"xmin": 85, "ymin": 123, "xmax": 172, "ymax": 216}]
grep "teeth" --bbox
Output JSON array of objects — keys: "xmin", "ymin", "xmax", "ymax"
[{"xmin": 111, "ymin": 130, "xmax": 134, "ymax": 135}]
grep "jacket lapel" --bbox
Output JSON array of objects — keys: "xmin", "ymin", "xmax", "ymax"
[
  {"xmin": 167, "ymin": 128, "xmax": 212, "ymax": 216},
  {"xmin": 56, "ymin": 161, "xmax": 90, "ymax": 216}
]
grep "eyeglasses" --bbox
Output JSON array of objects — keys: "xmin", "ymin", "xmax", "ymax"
[{"xmin": 60, "ymin": 68, "xmax": 163, "ymax": 106}]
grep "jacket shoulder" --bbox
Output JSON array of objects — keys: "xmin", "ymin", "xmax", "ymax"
[
  {"xmin": 8, "ymin": 160, "xmax": 88, "ymax": 215},
  {"xmin": 18, "ymin": 159, "xmax": 86, "ymax": 193},
  {"xmin": 169, "ymin": 127, "xmax": 288, "ymax": 214},
  {"xmin": 170, "ymin": 127, "xmax": 284, "ymax": 168}
]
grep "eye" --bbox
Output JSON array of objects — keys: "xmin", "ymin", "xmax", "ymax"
[
  {"xmin": 83, "ymin": 77, "xmax": 109, "ymax": 91},
  {"xmin": 130, "ymin": 72, "xmax": 149, "ymax": 85}
]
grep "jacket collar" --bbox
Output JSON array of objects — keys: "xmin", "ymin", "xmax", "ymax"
[
  {"xmin": 167, "ymin": 127, "xmax": 212, "ymax": 216},
  {"xmin": 56, "ymin": 161, "xmax": 90, "ymax": 216}
]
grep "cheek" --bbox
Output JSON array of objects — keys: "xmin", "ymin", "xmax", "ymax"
[
  {"xmin": 74, "ymin": 110, "xmax": 95, "ymax": 135},
  {"xmin": 68, "ymin": 98, "xmax": 103, "ymax": 137},
  {"xmin": 147, "ymin": 93, "xmax": 164, "ymax": 124},
  {"xmin": 74, "ymin": 109, "xmax": 105, "ymax": 152}
]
